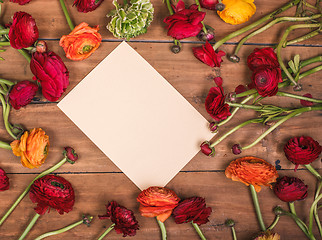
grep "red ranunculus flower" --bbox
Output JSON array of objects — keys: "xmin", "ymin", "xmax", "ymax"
[
  {"xmin": 99, "ymin": 201, "xmax": 139, "ymax": 237},
  {"xmin": 251, "ymin": 66, "xmax": 282, "ymax": 97},
  {"xmin": 9, "ymin": 80, "xmax": 38, "ymax": 110},
  {"xmin": 193, "ymin": 41, "xmax": 225, "ymax": 68},
  {"xmin": 200, "ymin": 0, "xmax": 218, "ymax": 10},
  {"xmin": 163, "ymin": 0, "xmax": 206, "ymax": 40},
  {"xmin": 8, "ymin": 11, "xmax": 38, "ymax": 49},
  {"xmin": 274, "ymin": 176, "xmax": 308, "ymax": 202},
  {"xmin": 284, "ymin": 136, "xmax": 322, "ymax": 170},
  {"xmin": 172, "ymin": 197, "xmax": 212, "ymax": 225},
  {"xmin": 9, "ymin": 0, "xmax": 32, "ymax": 4},
  {"xmin": 205, "ymin": 86, "xmax": 231, "ymax": 122},
  {"xmin": 200, "ymin": 141, "xmax": 215, "ymax": 156},
  {"xmin": 247, "ymin": 47, "xmax": 279, "ymax": 71},
  {"xmin": 73, "ymin": 0, "xmax": 104, "ymax": 13},
  {"xmin": 29, "ymin": 175, "xmax": 75, "ymax": 215},
  {"xmin": 30, "ymin": 43, "xmax": 69, "ymax": 102},
  {"xmin": 64, "ymin": 147, "xmax": 78, "ymax": 164},
  {"xmin": 300, "ymin": 93, "xmax": 314, "ymax": 107},
  {"xmin": 0, "ymin": 168, "xmax": 9, "ymax": 191}
]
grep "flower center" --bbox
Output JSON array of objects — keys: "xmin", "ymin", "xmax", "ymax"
[
  {"xmin": 255, "ymin": 76, "xmax": 267, "ymax": 87},
  {"xmin": 299, "ymin": 145, "xmax": 308, "ymax": 150},
  {"xmin": 82, "ymin": 45, "xmax": 93, "ymax": 54},
  {"xmin": 51, "ymin": 181, "xmax": 65, "ymax": 189}
]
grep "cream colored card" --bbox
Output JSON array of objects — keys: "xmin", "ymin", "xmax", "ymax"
[{"xmin": 58, "ymin": 41, "xmax": 214, "ymax": 190}]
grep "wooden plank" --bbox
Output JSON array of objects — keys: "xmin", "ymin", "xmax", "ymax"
[
  {"xmin": 1, "ymin": 0, "xmax": 321, "ymax": 44},
  {"xmin": 0, "ymin": 171, "xmax": 320, "ymax": 239}
]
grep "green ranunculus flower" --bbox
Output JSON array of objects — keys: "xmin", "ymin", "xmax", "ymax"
[{"xmin": 107, "ymin": 0, "xmax": 154, "ymax": 40}]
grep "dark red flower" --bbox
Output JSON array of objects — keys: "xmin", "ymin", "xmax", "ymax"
[
  {"xmin": 9, "ymin": 80, "xmax": 38, "ymax": 110},
  {"xmin": 73, "ymin": 0, "xmax": 104, "ymax": 13},
  {"xmin": 235, "ymin": 85, "xmax": 247, "ymax": 95},
  {"xmin": 9, "ymin": 0, "xmax": 32, "ymax": 4},
  {"xmin": 30, "ymin": 46, "xmax": 69, "ymax": 102},
  {"xmin": 8, "ymin": 12, "xmax": 38, "ymax": 49},
  {"xmin": 199, "ymin": 0, "xmax": 218, "ymax": 10},
  {"xmin": 251, "ymin": 66, "xmax": 282, "ymax": 97},
  {"xmin": 172, "ymin": 197, "xmax": 212, "ymax": 225},
  {"xmin": 0, "ymin": 168, "xmax": 9, "ymax": 191},
  {"xmin": 205, "ymin": 86, "xmax": 231, "ymax": 121},
  {"xmin": 193, "ymin": 41, "xmax": 225, "ymax": 68},
  {"xmin": 284, "ymin": 136, "xmax": 322, "ymax": 170},
  {"xmin": 300, "ymin": 93, "xmax": 314, "ymax": 107},
  {"xmin": 29, "ymin": 175, "xmax": 75, "ymax": 215},
  {"xmin": 274, "ymin": 176, "xmax": 308, "ymax": 202},
  {"xmin": 232, "ymin": 144, "xmax": 242, "ymax": 155},
  {"xmin": 99, "ymin": 201, "xmax": 139, "ymax": 237},
  {"xmin": 247, "ymin": 47, "xmax": 279, "ymax": 71},
  {"xmin": 64, "ymin": 147, "xmax": 78, "ymax": 164},
  {"xmin": 200, "ymin": 141, "xmax": 215, "ymax": 156},
  {"xmin": 163, "ymin": 0, "xmax": 206, "ymax": 40}
]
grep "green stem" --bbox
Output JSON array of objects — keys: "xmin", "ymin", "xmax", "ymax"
[
  {"xmin": 231, "ymin": 226, "xmax": 237, "ymax": 240},
  {"xmin": 59, "ymin": 0, "xmax": 75, "ymax": 31},
  {"xmin": 18, "ymin": 213, "xmax": 41, "ymax": 240},
  {"xmin": 0, "ymin": 83, "xmax": 8, "ymax": 92},
  {"xmin": 0, "ymin": 78, "xmax": 14, "ymax": 86},
  {"xmin": 0, "ymin": 29, "xmax": 9, "ymax": 35},
  {"xmin": 165, "ymin": 0, "xmax": 174, "ymax": 15},
  {"xmin": 276, "ymin": 23, "xmax": 321, "ymax": 88},
  {"xmin": 267, "ymin": 215, "xmax": 280, "ymax": 230},
  {"xmin": 0, "ymin": 157, "xmax": 67, "ymax": 226},
  {"xmin": 276, "ymin": 91, "xmax": 322, "ymax": 103},
  {"xmin": 285, "ymin": 29, "xmax": 321, "ymax": 46},
  {"xmin": 34, "ymin": 216, "xmax": 92, "ymax": 240},
  {"xmin": 0, "ymin": 41, "xmax": 10, "ymax": 46},
  {"xmin": 0, "ymin": 94, "xmax": 16, "ymax": 139},
  {"xmin": 313, "ymin": 181, "xmax": 322, "ymax": 238},
  {"xmin": 192, "ymin": 222, "xmax": 207, "ymax": 240},
  {"xmin": 284, "ymin": 208, "xmax": 313, "ymax": 239},
  {"xmin": 0, "ymin": 139, "xmax": 11, "ymax": 150},
  {"xmin": 218, "ymin": 95, "xmax": 253, "ymax": 126},
  {"xmin": 233, "ymin": 14, "xmax": 321, "ymax": 56},
  {"xmin": 299, "ymin": 65, "xmax": 322, "ymax": 79},
  {"xmin": 305, "ymin": 164, "xmax": 322, "ymax": 180},
  {"xmin": 157, "ymin": 219, "xmax": 167, "ymax": 240},
  {"xmin": 194, "ymin": 0, "xmax": 207, "ymax": 33},
  {"xmin": 97, "ymin": 223, "xmax": 115, "ymax": 240},
  {"xmin": 17, "ymin": 49, "xmax": 31, "ymax": 63},
  {"xmin": 241, "ymin": 105, "xmax": 322, "ymax": 150},
  {"xmin": 249, "ymin": 184, "xmax": 266, "ymax": 231},
  {"xmin": 309, "ymin": 194, "xmax": 322, "ymax": 235},
  {"xmin": 212, "ymin": 0, "xmax": 301, "ymax": 51}
]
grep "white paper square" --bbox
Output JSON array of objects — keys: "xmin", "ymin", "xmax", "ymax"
[{"xmin": 58, "ymin": 42, "xmax": 214, "ymax": 190}]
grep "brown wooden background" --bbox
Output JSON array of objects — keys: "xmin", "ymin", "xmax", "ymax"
[{"xmin": 0, "ymin": 0, "xmax": 321, "ymax": 239}]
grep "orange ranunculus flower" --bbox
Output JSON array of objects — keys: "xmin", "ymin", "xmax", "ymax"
[
  {"xmin": 59, "ymin": 22, "xmax": 102, "ymax": 61},
  {"xmin": 10, "ymin": 128, "xmax": 49, "ymax": 169},
  {"xmin": 137, "ymin": 186, "xmax": 180, "ymax": 222},
  {"xmin": 217, "ymin": 0, "xmax": 256, "ymax": 25},
  {"xmin": 254, "ymin": 231, "xmax": 281, "ymax": 240},
  {"xmin": 225, "ymin": 156, "xmax": 278, "ymax": 192}
]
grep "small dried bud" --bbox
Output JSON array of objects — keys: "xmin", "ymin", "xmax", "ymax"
[
  {"xmin": 171, "ymin": 45, "xmax": 181, "ymax": 54},
  {"xmin": 228, "ymin": 92, "xmax": 237, "ymax": 102},
  {"xmin": 209, "ymin": 122, "xmax": 218, "ymax": 133},
  {"xmin": 197, "ymin": 28, "xmax": 215, "ymax": 42},
  {"xmin": 232, "ymin": 144, "xmax": 242, "ymax": 155},
  {"xmin": 293, "ymin": 84, "xmax": 302, "ymax": 91},
  {"xmin": 225, "ymin": 219, "xmax": 235, "ymax": 227},
  {"xmin": 215, "ymin": 3, "xmax": 225, "ymax": 11},
  {"xmin": 228, "ymin": 55, "xmax": 240, "ymax": 63},
  {"xmin": 273, "ymin": 206, "xmax": 284, "ymax": 216},
  {"xmin": 200, "ymin": 141, "xmax": 215, "ymax": 156},
  {"xmin": 82, "ymin": 215, "xmax": 93, "ymax": 227},
  {"xmin": 63, "ymin": 147, "xmax": 78, "ymax": 164},
  {"xmin": 36, "ymin": 40, "xmax": 47, "ymax": 53}
]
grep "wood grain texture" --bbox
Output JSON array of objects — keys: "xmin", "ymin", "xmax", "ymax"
[{"xmin": 0, "ymin": 0, "xmax": 321, "ymax": 239}]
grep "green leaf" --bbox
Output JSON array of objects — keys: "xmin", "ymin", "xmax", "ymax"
[
  {"xmin": 294, "ymin": 54, "xmax": 300, "ymax": 70},
  {"xmin": 288, "ymin": 60, "xmax": 297, "ymax": 73}
]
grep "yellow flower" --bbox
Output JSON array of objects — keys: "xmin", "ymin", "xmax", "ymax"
[
  {"xmin": 217, "ymin": 0, "xmax": 256, "ymax": 25},
  {"xmin": 11, "ymin": 128, "xmax": 49, "ymax": 169},
  {"xmin": 255, "ymin": 231, "xmax": 281, "ymax": 240}
]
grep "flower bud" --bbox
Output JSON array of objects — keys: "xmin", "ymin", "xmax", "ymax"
[
  {"xmin": 232, "ymin": 144, "xmax": 242, "ymax": 155},
  {"xmin": 200, "ymin": 141, "xmax": 215, "ymax": 156},
  {"xmin": 209, "ymin": 122, "xmax": 218, "ymax": 133},
  {"xmin": 82, "ymin": 215, "xmax": 93, "ymax": 226},
  {"xmin": 197, "ymin": 28, "xmax": 215, "ymax": 42},
  {"xmin": 171, "ymin": 44, "xmax": 181, "ymax": 54},
  {"xmin": 273, "ymin": 206, "xmax": 284, "ymax": 216},
  {"xmin": 64, "ymin": 147, "xmax": 78, "ymax": 164},
  {"xmin": 11, "ymin": 124, "xmax": 25, "ymax": 139},
  {"xmin": 225, "ymin": 219, "xmax": 235, "ymax": 227},
  {"xmin": 228, "ymin": 54, "xmax": 240, "ymax": 63},
  {"xmin": 36, "ymin": 40, "xmax": 47, "ymax": 53},
  {"xmin": 215, "ymin": 3, "xmax": 225, "ymax": 11}
]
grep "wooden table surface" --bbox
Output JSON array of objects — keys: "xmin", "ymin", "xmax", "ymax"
[{"xmin": 0, "ymin": 0, "xmax": 321, "ymax": 239}]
